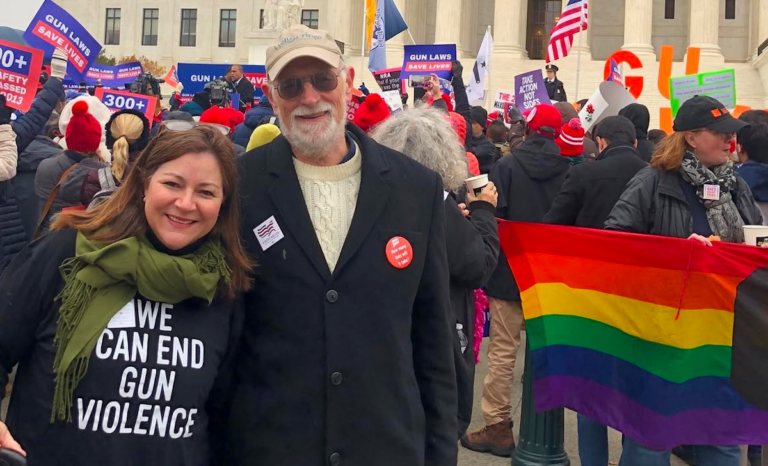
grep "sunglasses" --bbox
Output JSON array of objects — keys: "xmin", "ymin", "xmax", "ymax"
[{"xmin": 274, "ymin": 70, "xmax": 342, "ymax": 100}]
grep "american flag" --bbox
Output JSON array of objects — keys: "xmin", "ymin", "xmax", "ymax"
[{"xmin": 546, "ymin": 0, "xmax": 589, "ymax": 63}]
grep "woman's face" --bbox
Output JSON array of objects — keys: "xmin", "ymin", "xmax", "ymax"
[
  {"xmin": 688, "ymin": 129, "xmax": 736, "ymax": 168},
  {"xmin": 144, "ymin": 152, "xmax": 224, "ymax": 250}
]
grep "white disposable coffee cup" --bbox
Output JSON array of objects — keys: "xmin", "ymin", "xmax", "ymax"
[
  {"xmin": 743, "ymin": 225, "xmax": 768, "ymax": 246},
  {"xmin": 465, "ymin": 174, "xmax": 489, "ymax": 196}
]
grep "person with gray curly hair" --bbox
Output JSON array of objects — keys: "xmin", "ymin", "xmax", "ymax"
[{"xmin": 372, "ymin": 107, "xmax": 501, "ymax": 438}]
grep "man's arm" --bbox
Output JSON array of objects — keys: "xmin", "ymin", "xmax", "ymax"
[{"xmin": 413, "ymin": 173, "xmax": 458, "ymax": 465}]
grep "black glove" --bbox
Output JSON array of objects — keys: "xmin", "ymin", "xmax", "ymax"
[
  {"xmin": 0, "ymin": 96, "xmax": 13, "ymax": 126},
  {"xmin": 452, "ymin": 60, "xmax": 464, "ymax": 79},
  {"xmin": 401, "ymin": 93, "xmax": 409, "ymax": 105}
]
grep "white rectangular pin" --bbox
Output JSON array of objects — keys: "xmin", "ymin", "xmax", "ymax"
[{"xmin": 254, "ymin": 215, "xmax": 285, "ymax": 251}]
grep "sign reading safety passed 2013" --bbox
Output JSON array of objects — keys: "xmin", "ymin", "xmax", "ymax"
[
  {"xmin": 95, "ymin": 88, "xmax": 157, "ymax": 126},
  {"xmin": 0, "ymin": 39, "xmax": 43, "ymax": 113}
]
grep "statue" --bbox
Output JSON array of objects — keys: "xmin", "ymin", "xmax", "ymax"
[
  {"xmin": 263, "ymin": 0, "xmax": 280, "ymax": 29},
  {"xmin": 281, "ymin": 0, "xmax": 304, "ymax": 28}
]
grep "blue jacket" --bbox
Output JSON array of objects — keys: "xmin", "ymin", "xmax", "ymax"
[
  {"xmin": 232, "ymin": 101, "xmax": 274, "ymax": 147},
  {"xmin": 1, "ymin": 78, "xmax": 65, "ymax": 272},
  {"xmin": 179, "ymin": 100, "xmax": 205, "ymax": 117},
  {"xmin": 737, "ymin": 162, "xmax": 768, "ymax": 202}
]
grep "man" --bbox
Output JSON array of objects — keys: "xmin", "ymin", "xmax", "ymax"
[
  {"xmin": 229, "ymin": 25, "xmax": 457, "ymax": 466},
  {"xmin": 227, "ymin": 65, "xmax": 255, "ymax": 112},
  {"xmin": 488, "ymin": 120, "xmax": 510, "ymax": 158},
  {"xmin": 736, "ymin": 110, "xmax": 768, "ymax": 224},
  {"xmin": 506, "ymin": 105, "xmax": 526, "ymax": 150},
  {"xmin": 618, "ymin": 103, "xmax": 655, "ymax": 162},
  {"xmin": 544, "ymin": 64, "xmax": 567, "ymax": 102},
  {"xmin": 544, "ymin": 115, "xmax": 647, "ymax": 466},
  {"xmin": 461, "ymin": 103, "xmax": 570, "ymax": 457},
  {"xmin": 468, "ymin": 106, "xmax": 499, "ymax": 174}
]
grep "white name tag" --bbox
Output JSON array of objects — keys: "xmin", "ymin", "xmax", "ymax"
[
  {"xmin": 703, "ymin": 184, "xmax": 720, "ymax": 201},
  {"xmin": 107, "ymin": 300, "xmax": 136, "ymax": 329},
  {"xmin": 254, "ymin": 215, "xmax": 285, "ymax": 251}
]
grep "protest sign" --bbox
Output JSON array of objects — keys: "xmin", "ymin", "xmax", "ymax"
[
  {"xmin": 373, "ymin": 67, "xmax": 403, "ymax": 93},
  {"xmin": 64, "ymin": 61, "xmax": 144, "ymax": 88},
  {"xmin": 177, "ymin": 63, "xmax": 266, "ymax": 99},
  {"xmin": 95, "ymin": 88, "xmax": 157, "ymax": 126},
  {"xmin": 607, "ymin": 58, "xmax": 623, "ymax": 87},
  {"xmin": 401, "ymin": 44, "xmax": 456, "ymax": 80},
  {"xmin": 493, "ymin": 89, "xmax": 515, "ymax": 111},
  {"xmin": 346, "ymin": 99, "xmax": 360, "ymax": 122},
  {"xmin": 164, "ymin": 65, "xmax": 179, "ymax": 88},
  {"xmin": 381, "ymin": 90, "xmax": 403, "ymax": 113},
  {"xmin": 669, "ymin": 69, "xmax": 736, "ymax": 116},
  {"xmin": 23, "ymin": 0, "xmax": 101, "ymax": 81},
  {"xmin": 514, "ymin": 70, "xmax": 551, "ymax": 111},
  {"xmin": 0, "ymin": 39, "xmax": 43, "ymax": 112}
]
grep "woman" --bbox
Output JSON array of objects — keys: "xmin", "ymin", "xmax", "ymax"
[
  {"xmin": 606, "ymin": 95, "xmax": 759, "ymax": 466},
  {"xmin": 77, "ymin": 109, "xmax": 151, "ymax": 207},
  {"xmin": 371, "ymin": 108, "xmax": 500, "ymax": 439},
  {"xmin": 35, "ymin": 100, "xmax": 108, "ymax": 232},
  {"xmin": 0, "ymin": 125, "xmax": 252, "ymax": 465}
]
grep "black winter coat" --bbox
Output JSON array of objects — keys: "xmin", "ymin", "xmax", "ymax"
[
  {"xmin": 487, "ymin": 135, "xmax": 570, "ymax": 301},
  {"xmin": 545, "ymin": 78, "xmax": 567, "ymax": 102},
  {"xmin": 229, "ymin": 124, "xmax": 457, "ymax": 466},
  {"xmin": 0, "ymin": 78, "xmax": 65, "ymax": 271},
  {"xmin": 445, "ymin": 196, "xmax": 499, "ymax": 437},
  {"xmin": 605, "ymin": 166, "xmax": 763, "ymax": 237},
  {"xmin": 232, "ymin": 101, "xmax": 274, "ymax": 147},
  {"xmin": 469, "ymin": 135, "xmax": 499, "ymax": 174},
  {"xmin": 13, "ymin": 137, "xmax": 62, "ymax": 239},
  {"xmin": 545, "ymin": 144, "xmax": 648, "ymax": 228},
  {"xmin": 619, "ymin": 103, "xmax": 656, "ymax": 163}
]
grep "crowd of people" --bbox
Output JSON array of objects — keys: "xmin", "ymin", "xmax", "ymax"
[{"xmin": 0, "ymin": 22, "xmax": 766, "ymax": 466}]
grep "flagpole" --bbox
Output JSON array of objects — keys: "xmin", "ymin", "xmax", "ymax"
[
  {"xmin": 573, "ymin": 1, "xmax": 585, "ymax": 102},
  {"xmin": 406, "ymin": 30, "xmax": 416, "ymax": 45},
  {"xmin": 361, "ymin": 0, "xmax": 368, "ymax": 62}
]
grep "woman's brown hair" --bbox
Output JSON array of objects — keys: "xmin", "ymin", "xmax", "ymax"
[
  {"xmin": 650, "ymin": 131, "xmax": 691, "ymax": 171},
  {"xmin": 52, "ymin": 125, "xmax": 253, "ymax": 298}
]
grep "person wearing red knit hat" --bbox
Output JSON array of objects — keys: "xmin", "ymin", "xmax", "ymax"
[
  {"xmin": 35, "ymin": 100, "xmax": 108, "ymax": 232},
  {"xmin": 556, "ymin": 118, "xmax": 586, "ymax": 165},
  {"xmin": 462, "ymin": 102, "xmax": 572, "ymax": 457},
  {"xmin": 353, "ymin": 94, "xmax": 391, "ymax": 133}
]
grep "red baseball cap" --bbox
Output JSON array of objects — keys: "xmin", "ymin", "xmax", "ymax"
[{"xmin": 526, "ymin": 104, "xmax": 562, "ymax": 139}]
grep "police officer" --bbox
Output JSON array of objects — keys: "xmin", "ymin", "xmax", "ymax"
[{"xmin": 544, "ymin": 64, "xmax": 567, "ymax": 103}]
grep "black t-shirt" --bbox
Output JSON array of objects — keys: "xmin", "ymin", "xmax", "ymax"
[
  {"xmin": 678, "ymin": 178, "xmax": 714, "ymax": 237},
  {"xmin": 0, "ymin": 229, "xmax": 241, "ymax": 466}
]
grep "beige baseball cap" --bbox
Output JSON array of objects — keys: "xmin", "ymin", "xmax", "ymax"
[{"xmin": 266, "ymin": 25, "xmax": 343, "ymax": 81}]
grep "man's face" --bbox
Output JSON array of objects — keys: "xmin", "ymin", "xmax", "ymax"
[
  {"xmin": 229, "ymin": 66, "xmax": 244, "ymax": 82},
  {"xmin": 546, "ymin": 71, "xmax": 556, "ymax": 81},
  {"xmin": 263, "ymin": 56, "xmax": 354, "ymax": 160},
  {"xmin": 471, "ymin": 121, "xmax": 484, "ymax": 137}
]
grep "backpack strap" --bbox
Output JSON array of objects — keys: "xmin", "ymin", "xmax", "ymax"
[{"xmin": 33, "ymin": 164, "xmax": 78, "ymax": 241}]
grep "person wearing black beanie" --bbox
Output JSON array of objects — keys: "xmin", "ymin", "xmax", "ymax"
[{"xmin": 618, "ymin": 103, "xmax": 655, "ymax": 162}]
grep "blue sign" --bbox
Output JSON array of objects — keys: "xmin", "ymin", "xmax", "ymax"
[
  {"xmin": 0, "ymin": 39, "xmax": 44, "ymax": 112},
  {"xmin": 400, "ymin": 44, "xmax": 456, "ymax": 80},
  {"xmin": 95, "ymin": 88, "xmax": 157, "ymax": 125},
  {"xmin": 23, "ymin": 0, "xmax": 102, "ymax": 81},
  {"xmin": 514, "ymin": 69, "xmax": 552, "ymax": 111},
  {"xmin": 177, "ymin": 63, "xmax": 266, "ymax": 99},
  {"xmin": 63, "ymin": 61, "xmax": 144, "ymax": 87}
]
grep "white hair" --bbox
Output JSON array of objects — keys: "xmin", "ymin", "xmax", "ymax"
[{"xmin": 371, "ymin": 108, "xmax": 469, "ymax": 192}]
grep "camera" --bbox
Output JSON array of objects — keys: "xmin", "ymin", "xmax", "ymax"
[
  {"xmin": 127, "ymin": 73, "xmax": 164, "ymax": 99},
  {"xmin": 204, "ymin": 78, "xmax": 232, "ymax": 107}
]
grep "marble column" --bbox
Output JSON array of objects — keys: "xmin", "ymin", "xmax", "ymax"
[
  {"xmin": 434, "ymin": 0, "xmax": 463, "ymax": 51},
  {"xmin": 493, "ymin": 0, "xmax": 527, "ymax": 58},
  {"xmin": 758, "ymin": 0, "xmax": 768, "ymax": 52},
  {"xmin": 689, "ymin": 0, "xmax": 724, "ymax": 61},
  {"xmin": 622, "ymin": 0, "xmax": 656, "ymax": 59}
]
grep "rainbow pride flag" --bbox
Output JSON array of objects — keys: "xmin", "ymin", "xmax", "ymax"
[{"xmin": 499, "ymin": 221, "xmax": 768, "ymax": 449}]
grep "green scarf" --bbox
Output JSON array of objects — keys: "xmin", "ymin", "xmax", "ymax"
[{"xmin": 51, "ymin": 231, "xmax": 231, "ymax": 422}]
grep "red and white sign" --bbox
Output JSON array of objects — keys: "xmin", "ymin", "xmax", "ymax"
[
  {"xmin": 95, "ymin": 88, "xmax": 157, "ymax": 127},
  {"xmin": 346, "ymin": 99, "xmax": 360, "ymax": 122},
  {"xmin": 386, "ymin": 236, "xmax": 413, "ymax": 269},
  {"xmin": 0, "ymin": 39, "xmax": 43, "ymax": 113}
]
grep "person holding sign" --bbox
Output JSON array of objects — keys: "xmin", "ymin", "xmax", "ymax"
[
  {"xmin": 605, "ymin": 97, "xmax": 759, "ymax": 465},
  {"xmin": 544, "ymin": 64, "xmax": 568, "ymax": 103},
  {"xmin": 0, "ymin": 125, "xmax": 252, "ymax": 465}
]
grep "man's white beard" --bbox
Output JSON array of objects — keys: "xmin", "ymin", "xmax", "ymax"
[{"xmin": 280, "ymin": 101, "xmax": 344, "ymax": 162}]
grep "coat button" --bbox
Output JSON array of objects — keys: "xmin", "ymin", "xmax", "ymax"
[
  {"xmin": 331, "ymin": 372, "xmax": 343, "ymax": 386},
  {"xmin": 326, "ymin": 290, "xmax": 338, "ymax": 303},
  {"xmin": 329, "ymin": 452, "xmax": 341, "ymax": 466}
]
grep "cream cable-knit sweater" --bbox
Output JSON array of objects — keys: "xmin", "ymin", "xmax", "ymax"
[{"xmin": 293, "ymin": 142, "xmax": 362, "ymax": 272}]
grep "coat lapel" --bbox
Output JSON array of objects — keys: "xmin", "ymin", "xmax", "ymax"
[
  {"xmin": 266, "ymin": 135, "xmax": 332, "ymax": 281},
  {"xmin": 333, "ymin": 126, "xmax": 391, "ymax": 276}
]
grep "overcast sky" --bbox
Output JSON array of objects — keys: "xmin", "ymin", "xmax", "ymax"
[{"xmin": 3, "ymin": 1, "xmax": 45, "ymax": 30}]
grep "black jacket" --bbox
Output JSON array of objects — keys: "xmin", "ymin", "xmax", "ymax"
[
  {"xmin": 469, "ymin": 135, "xmax": 499, "ymax": 174},
  {"xmin": 445, "ymin": 196, "xmax": 498, "ymax": 437},
  {"xmin": 229, "ymin": 124, "xmax": 457, "ymax": 466},
  {"xmin": 605, "ymin": 166, "xmax": 763, "ymax": 237},
  {"xmin": 13, "ymin": 137, "xmax": 62, "ymax": 239},
  {"xmin": 619, "ymin": 103, "xmax": 656, "ymax": 163},
  {"xmin": 232, "ymin": 100, "xmax": 274, "ymax": 148},
  {"xmin": 0, "ymin": 229, "xmax": 242, "ymax": 466},
  {"xmin": 487, "ymin": 135, "xmax": 570, "ymax": 301},
  {"xmin": 545, "ymin": 78, "xmax": 567, "ymax": 102},
  {"xmin": 545, "ymin": 144, "xmax": 648, "ymax": 228},
  {"xmin": 229, "ymin": 78, "xmax": 255, "ymax": 112}
]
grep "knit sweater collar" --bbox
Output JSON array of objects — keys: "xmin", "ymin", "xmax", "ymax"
[{"xmin": 293, "ymin": 140, "xmax": 362, "ymax": 182}]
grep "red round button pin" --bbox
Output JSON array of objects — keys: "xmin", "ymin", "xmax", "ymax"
[{"xmin": 386, "ymin": 236, "xmax": 413, "ymax": 269}]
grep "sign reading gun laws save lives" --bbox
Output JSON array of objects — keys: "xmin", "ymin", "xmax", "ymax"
[
  {"xmin": 0, "ymin": 39, "xmax": 43, "ymax": 113},
  {"xmin": 400, "ymin": 44, "xmax": 457, "ymax": 81},
  {"xmin": 23, "ymin": 0, "xmax": 101, "ymax": 81},
  {"xmin": 95, "ymin": 88, "xmax": 157, "ymax": 126}
]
